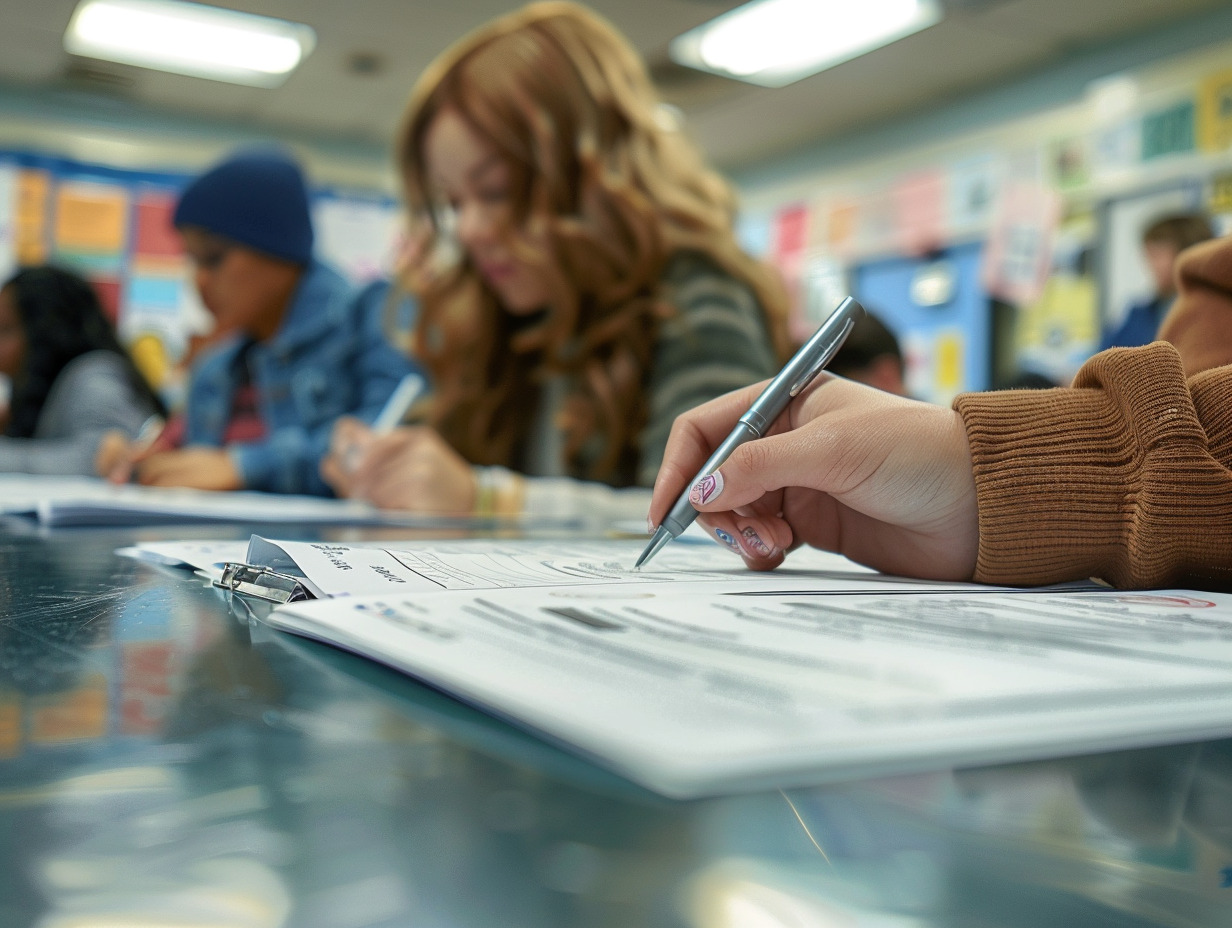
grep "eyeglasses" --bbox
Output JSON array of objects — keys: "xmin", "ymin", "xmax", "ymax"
[{"xmin": 191, "ymin": 244, "xmax": 232, "ymax": 270}]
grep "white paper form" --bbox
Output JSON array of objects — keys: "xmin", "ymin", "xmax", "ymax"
[
  {"xmin": 0, "ymin": 475, "xmax": 384, "ymax": 527},
  {"xmin": 116, "ymin": 540, "xmax": 252, "ymax": 580},
  {"xmin": 268, "ymin": 586, "xmax": 1232, "ymax": 798},
  {"xmin": 242, "ymin": 536, "xmax": 923, "ymax": 600}
]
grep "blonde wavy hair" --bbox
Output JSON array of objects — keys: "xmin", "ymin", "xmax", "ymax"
[{"xmin": 397, "ymin": 1, "xmax": 788, "ymax": 483}]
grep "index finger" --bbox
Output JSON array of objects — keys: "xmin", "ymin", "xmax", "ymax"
[{"xmin": 648, "ymin": 379, "xmax": 770, "ymax": 526}]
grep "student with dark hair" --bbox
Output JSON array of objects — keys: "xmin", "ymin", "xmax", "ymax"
[
  {"xmin": 1100, "ymin": 211, "xmax": 1215, "ymax": 351},
  {"xmin": 0, "ymin": 265, "xmax": 163, "ymax": 475},
  {"xmin": 99, "ymin": 147, "xmax": 419, "ymax": 495},
  {"xmin": 827, "ymin": 310, "xmax": 907, "ymax": 395}
]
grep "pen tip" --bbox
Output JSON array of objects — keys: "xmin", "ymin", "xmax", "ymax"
[{"xmin": 634, "ymin": 526, "xmax": 673, "ymax": 569}]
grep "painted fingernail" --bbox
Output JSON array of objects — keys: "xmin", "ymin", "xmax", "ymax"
[
  {"xmin": 647, "ymin": 517, "xmax": 656, "ymax": 534},
  {"xmin": 689, "ymin": 471, "xmax": 724, "ymax": 506},
  {"xmin": 740, "ymin": 526, "xmax": 772, "ymax": 557},
  {"xmin": 714, "ymin": 527, "xmax": 741, "ymax": 552}
]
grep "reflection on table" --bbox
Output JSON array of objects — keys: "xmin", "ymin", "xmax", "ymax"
[{"xmin": 0, "ymin": 522, "xmax": 1229, "ymax": 927}]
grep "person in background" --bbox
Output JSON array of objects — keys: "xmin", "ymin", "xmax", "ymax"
[
  {"xmin": 649, "ymin": 233, "xmax": 1232, "ymax": 593},
  {"xmin": 98, "ymin": 147, "xmax": 419, "ymax": 495},
  {"xmin": 0, "ymin": 265, "xmax": 163, "ymax": 475},
  {"xmin": 321, "ymin": 1, "xmax": 788, "ymax": 519},
  {"xmin": 1100, "ymin": 211, "xmax": 1214, "ymax": 351},
  {"xmin": 826, "ymin": 310, "xmax": 907, "ymax": 396}
]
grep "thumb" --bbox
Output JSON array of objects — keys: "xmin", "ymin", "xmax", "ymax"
[{"xmin": 687, "ymin": 430, "xmax": 820, "ymax": 512}]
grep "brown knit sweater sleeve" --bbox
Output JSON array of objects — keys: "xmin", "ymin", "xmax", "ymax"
[{"xmin": 953, "ymin": 342, "xmax": 1232, "ymax": 590}]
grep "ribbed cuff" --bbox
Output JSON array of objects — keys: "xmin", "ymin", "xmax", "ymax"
[{"xmin": 954, "ymin": 343, "xmax": 1219, "ymax": 588}]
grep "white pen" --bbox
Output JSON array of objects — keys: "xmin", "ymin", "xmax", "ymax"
[
  {"xmin": 344, "ymin": 373, "xmax": 427, "ymax": 472},
  {"xmin": 372, "ymin": 372, "xmax": 427, "ymax": 434},
  {"xmin": 636, "ymin": 296, "xmax": 864, "ymax": 568}
]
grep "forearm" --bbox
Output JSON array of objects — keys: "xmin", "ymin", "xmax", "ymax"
[
  {"xmin": 955, "ymin": 343, "xmax": 1232, "ymax": 589},
  {"xmin": 0, "ymin": 431, "xmax": 107, "ymax": 476},
  {"xmin": 497, "ymin": 467, "xmax": 652, "ymax": 525},
  {"xmin": 232, "ymin": 427, "xmax": 333, "ymax": 496}
]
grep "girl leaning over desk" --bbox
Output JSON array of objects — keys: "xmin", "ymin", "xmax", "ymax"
[
  {"xmin": 0, "ymin": 265, "xmax": 164, "ymax": 476},
  {"xmin": 651, "ymin": 233, "xmax": 1232, "ymax": 592},
  {"xmin": 320, "ymin": 1, "xmax": 789, "ymax": 520}
]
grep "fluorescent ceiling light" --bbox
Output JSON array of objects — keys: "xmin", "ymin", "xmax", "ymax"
[
  {"xmin": 670, "ymin": 0, "xmax": 941, "ymax": 88},
  {"xmin": 64, "ymin": 0, "xmax": 316, "ymax": 87}
]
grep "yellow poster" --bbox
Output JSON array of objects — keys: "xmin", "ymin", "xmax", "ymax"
[
  {"xmin": 934, "ymin": 330, "xmax": 964, "ymax": 393},
  {"xmin": 1198, "ymin": 68, "xmax": 1232, "ymax": 152}
]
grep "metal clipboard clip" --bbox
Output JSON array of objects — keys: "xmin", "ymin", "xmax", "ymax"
[{"xmin": 215, "ymin": 562, "xmax": 313, "ymax": 604}]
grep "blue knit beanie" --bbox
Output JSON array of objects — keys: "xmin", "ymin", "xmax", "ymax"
[{"xmin": 174, "ymin": 148, "xmax": 314, "ymax": 265}]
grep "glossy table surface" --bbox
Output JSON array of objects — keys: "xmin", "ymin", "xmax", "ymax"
[{"xmin": 1, "ymin": 519, "xmax": 1230, "ymax": 928}]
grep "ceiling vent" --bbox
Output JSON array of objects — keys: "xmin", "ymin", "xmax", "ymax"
[{"xmin": 60, "ymin": 57, "xmax": 137, "ymax": 97}]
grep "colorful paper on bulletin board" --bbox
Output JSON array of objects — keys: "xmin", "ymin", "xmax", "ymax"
[
  {"xmin": 771, "ymin": 202, "xmax": 808, "ymax": 260},
  {"xmin": 1015, "ymin": 274, "xmax": 1098, "ymax": 386},
  {"xmin": 1198, "ymin": 69, "xmax": 1232, "ymax": 152},
  {"xmin": 91, "ymin": 276, "xmax": 123, "ymax": 323},
  {"xmin": 735, "ymin": 210, "xmax": 773, "ymax": 259},
  {"xmin": 826, "ymin": 198, "xmax": 859, "ymax": 255},
  {"xmin": 16, "ymin": 168, "xmax": 50, "ymax": 265},
  {"xmin": 1050, "ymin": 135, "xmax": 1089, "ymax": 190},
  {"xmin": 1211, "ymin": 171, "xmax": 1232, "ymax": 215},
  {"xmin": 53, "ymin": 180, "xmax": 130, "ymax": 274},
  {"xmin": 901, "ymin": 329, "xmax": 965, "ymax": 406},
  {"xmin": 983, "ymin": 181, "xmax": 1061, "ymax": 306},
  {"xmin": 770, "ymin": 202, "xmax": 809, "ymax": 333},
  {"xmin": 947, "ymin": 153, "xmax": 998, "ymax": 235},
  {"xmin": 1091, "ymin": 120, "xmax": 1140, "ymax": 178},
  {"xmin": 0, "ymin": 164, "xmax": 18, "ymax": 283},
  {"xmin": 123, "ymin": 256, "xmax": 194, "ymax": 368},
  {"xmin": 857, "ymin": 189, "xmax": 895, "ymax": 256},
  {"xmin": 934, "ymin": 329, "xmax": 964, "ymax": 396},
  {"xmin": 1141, "ymin": 99, "xmax": 1196, "ymax": 161},
  {"xmin": 314, "ymin": 196, "xmax": 401, "ymax": 282},
  {"xmin": 133, "ymin": 190, "xmax": 183, "ymax": 258},
  {"xmin": 892, "ymin": 170, "xmax": 945, "ymax": 256}
]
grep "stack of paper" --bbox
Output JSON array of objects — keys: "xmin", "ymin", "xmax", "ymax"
[{"xmin": 120, "ymin": 533, "xmax": 1232, "ymax": 799}]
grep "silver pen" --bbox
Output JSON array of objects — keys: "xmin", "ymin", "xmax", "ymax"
[{"xmin": 635, "ymin": 296, "xmax": 864, "ymax": 568}]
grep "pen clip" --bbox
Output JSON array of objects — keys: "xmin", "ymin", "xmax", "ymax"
[{"xmin": 788, "ymin": 316, "xmax": 855, "ymax": 396}]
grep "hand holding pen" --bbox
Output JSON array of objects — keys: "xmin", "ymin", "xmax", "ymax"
[
  {"xmin": 96, "ymin": 413, "xmax": 169, "ymax": 484},
  {"xmin": 643, "ymin": 297, "xmax": 981, "ymax": 581},
  {"xmin": 322, "ymin": 374, "xmax": 426, "ymax": 486},
  {"xmin": 638, "ymin": 297, "xmax": 863, "ymax": 567}
]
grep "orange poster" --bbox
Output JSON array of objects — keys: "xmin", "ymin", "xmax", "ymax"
[
  {"xmin": 16, "ymin": 168, "xmax": 50, "ymax": 265},
  {"xmin": 54, "ymin": 180, "xmax": 130, "ymax": 275}
]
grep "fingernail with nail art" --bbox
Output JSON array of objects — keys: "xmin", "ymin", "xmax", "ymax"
[
  {"xmin": 741, "ymin": 527, "xmax": 772, "ymax": 557},
  {"xmin": 714, "ymin": 528, "xmax": 741, "ymax": 551},
  {"xmin": 689, "ymin": 471, "xmax": 724, "ymax": 506}
]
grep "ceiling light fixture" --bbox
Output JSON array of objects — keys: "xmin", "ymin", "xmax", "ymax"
[
  {"xmin": 669, "ymin": 0, "xmax": 942, "ymax": 88},
  {"xmin": 64, "ymin": 0, "xmax": 316, "ymax": 87}
]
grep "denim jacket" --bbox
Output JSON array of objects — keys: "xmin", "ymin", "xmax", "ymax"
[{"xmin": 184, "ymin": 262, "xmax": 420, "ymax": 496}]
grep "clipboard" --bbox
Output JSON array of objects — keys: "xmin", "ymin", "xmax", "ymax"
[{"xmin": 214, "ymin": 562, "xmax": 315, "ymax": 604}]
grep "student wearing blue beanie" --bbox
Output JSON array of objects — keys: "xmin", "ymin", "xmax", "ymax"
[{"xmin": 97, "ymin": 147, "xmax": 420, "ymax": 495}]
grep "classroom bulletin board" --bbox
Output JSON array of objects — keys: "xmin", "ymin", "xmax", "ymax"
[{"xmin": 0, "ymin": 150, "xmax": 402, "ymax": 397}]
